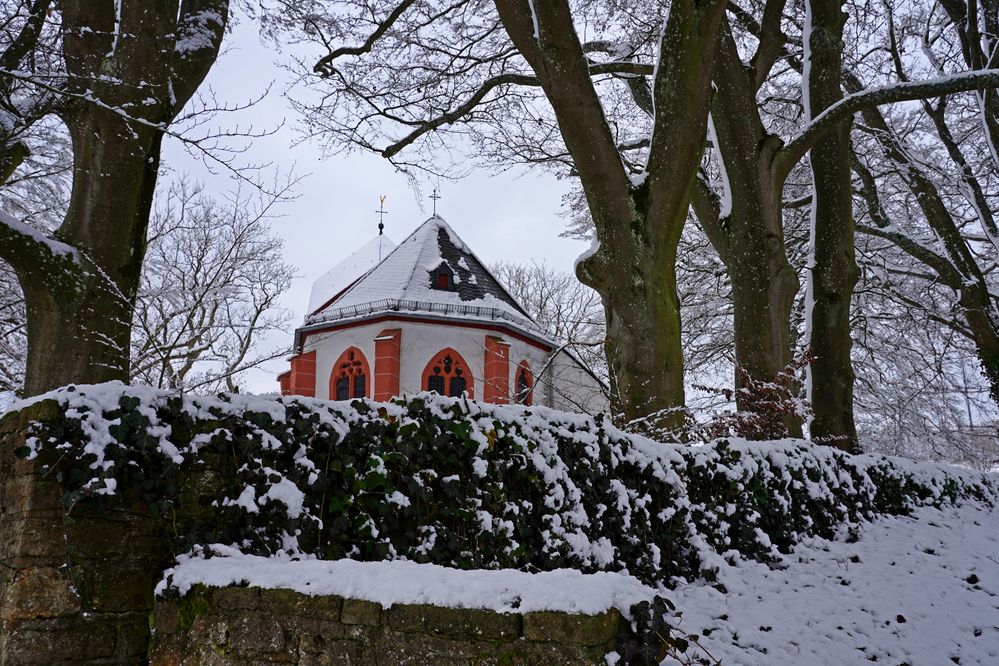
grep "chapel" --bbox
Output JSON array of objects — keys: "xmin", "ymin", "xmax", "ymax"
[{"xmin": 278, "ymin": 215, "xmax": 606, "ymax": 413}]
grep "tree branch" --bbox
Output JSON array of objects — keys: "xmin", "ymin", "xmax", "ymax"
[
  {"xmin": 313, "ymin": 0, "xmax": 418, "ymax": 76},
  {"xmin": 777, "ymin": 69, "xmax": 999, "ymax": 182}
]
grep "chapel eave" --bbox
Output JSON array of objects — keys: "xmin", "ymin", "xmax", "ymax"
[{"xmin": 293, "ymin": 305, "xmax": 557, "ymax": 353}]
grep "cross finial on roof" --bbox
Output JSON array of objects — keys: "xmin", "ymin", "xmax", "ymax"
[{"xmin": 430, "ymin": 188, "xmax": 441, "ymax": 216}]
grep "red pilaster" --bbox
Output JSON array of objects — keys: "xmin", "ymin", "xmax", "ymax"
[
  {"xmin": 278, "ymin": 371, "xmax": 291, "ymax": 396},
  {"xmin": 288, "ymin": 350, "xmax": 316, "ymax": 397},
  {"xmin": 374, "ymin": 328, "xmax": 402, "ymax": 401},
  {"xmin": 483, "ymin": 335, "xmax": 510, "ymax": 404}
]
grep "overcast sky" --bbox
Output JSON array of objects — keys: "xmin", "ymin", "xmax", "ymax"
[{"xmin": 162, "ymin": 20, "xmax": 589, "ymax": 394}]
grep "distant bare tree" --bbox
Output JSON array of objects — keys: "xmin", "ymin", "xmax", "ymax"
[
  {"xmin": 131, "ymin": 181, "xmax": 295, "ymax": 393},
  {"xmin": 491, "ymin": 260, "xmax": 607, "ymax": 383}
]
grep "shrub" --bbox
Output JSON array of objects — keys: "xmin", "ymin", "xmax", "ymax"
[{"xmin": 7, "ymin": 383, "xmax": 995, "ymax": 586}]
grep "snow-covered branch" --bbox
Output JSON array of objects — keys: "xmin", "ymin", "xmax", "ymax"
[{"xmin": 779, "ymin": 69, "xmax": 999, "ymax": 181}]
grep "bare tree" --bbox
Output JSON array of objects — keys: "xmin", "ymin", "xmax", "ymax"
[
  {"xmin": 491, "ymin": 260, "xmax": 607, "ymax": 383},
  {"xmin": 131, "ymin": 180, "xmax": 295, "ymax": 393},
  {"xmin": 0, "ymin": 0, "xmax": 232, "ymax": 396}
]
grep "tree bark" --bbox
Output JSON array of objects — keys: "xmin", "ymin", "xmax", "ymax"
[
  {"xmin": 493, "ymin": 0, "xmax": 726, "ymax": 426},
  {"xmin": 696, "ymin": 24, "xmax": 802, "ymax": 437},
  {"xmin": 804, "ymin": 0, "xmax": 860, "ymax": 450},
  {"xmin": 0, "ymin": 0, "xmax": 228, "ymax": 396},
  {"xmin": 20, "ymin": 111, "xmax": 163, "ymax": 395}
]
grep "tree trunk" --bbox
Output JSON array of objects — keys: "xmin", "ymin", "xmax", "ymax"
[
  {"xmin": 804, "ymin": 0, "xmax": 860, "ymax": 451},
  {"xmin": 577, "ymin": 200, "xmax": 686, "ymax": 426},
  {"xmin": 494, "ymin": 0, "xmax": 726, "ymax": 428},
  {"xmin": 20, "ymin": 109, "xmax": 162, "ymax": 395},
  {"xmin": 0, "ymin": 0, "xmax": 227, "ymax": 397},
  {"xmin": 700, "ymin": 27, "xmax": 803, "ymax": 437}
]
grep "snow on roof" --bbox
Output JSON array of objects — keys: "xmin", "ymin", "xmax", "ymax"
[
  {"xmin": 307, "ymin": 234, "xmax": 396, "ymax": 314},
  {"xmin": 308, "ymin": 216, "xmax": 544, "ymax": 336}
]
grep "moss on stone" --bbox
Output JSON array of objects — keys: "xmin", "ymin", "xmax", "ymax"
[{"xmin": 177, "ymin": 587, "xmax": 213, "ymax": 630}]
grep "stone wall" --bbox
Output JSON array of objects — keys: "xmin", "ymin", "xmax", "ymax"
[
  {"xmin": 0, "ymin": 402, "xmax": 171, "ymax": 665},
  {"xmin": 150, "ymin": 585, "xmax": 626, "ymax": 665}
]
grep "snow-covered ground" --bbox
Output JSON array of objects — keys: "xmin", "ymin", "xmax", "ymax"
[{"xmin": 665, "ymin": 502, "xmax": 999, "ymax": 665}]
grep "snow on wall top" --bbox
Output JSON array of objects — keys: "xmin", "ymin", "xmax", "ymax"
[
  {"xmin": 156, "ymin": 546, "xmax": 656, "ymax": 617},
  {"xmin": 308, "ymin": 216, "xmax": 541, "ymax": 334},
  {"xmin": 307, "ymin": 235, "xmax": 396, "ymax": 314}
]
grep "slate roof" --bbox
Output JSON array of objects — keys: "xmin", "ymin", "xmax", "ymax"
[{"xmin": 304, "ymin": 216, "xmax": 546, "ymax": 338}]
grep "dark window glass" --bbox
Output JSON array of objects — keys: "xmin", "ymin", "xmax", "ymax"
[
  {"xmin": 353, "ymin": 374, "xmax": 366, "ymax": 399},
  {"xmin": 335, "ymin": 376, "xmax": 350, "ymax": 400},
  {"xmin": 427, "ymin": 375, "xmax": 445, "ymax": 394},
  {"xmin": 448, "ymin": 375, "xmax": 467, "ymax": 397}
]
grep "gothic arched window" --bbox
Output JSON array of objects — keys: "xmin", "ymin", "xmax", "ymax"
[
  {"xmin": 515, "ymin": 361, "xmax": 533, "ymax": 405},
  {"xmin": 330, "ymin": 346, "xmax": 370, "ymax": 401},
  {"xmin": 422, "ymin": 348, "xmax": 474, "ymax": 399}
]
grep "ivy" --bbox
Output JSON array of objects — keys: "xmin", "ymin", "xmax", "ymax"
[{"xmin": 11, "ymin": 385, "xmax": 997, "ymax": 587}]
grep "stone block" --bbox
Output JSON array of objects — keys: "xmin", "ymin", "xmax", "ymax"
[
  {"xmin": 2, "ymin": 617, "xmax": 116, "ymax": 664},
  {"xmin": 387, "ymin": 603, "xmax": 522, "ymax": 641},
  {"xmin": 522, "ymin": 609, "xmax": 623, "ymax": 647},
  {"xmin": 230, "ymin": 613, "xmax": 288, "ymax": 656},
  {"xmin": 259, "ymin": 588, "xmax": 342, "ymax": 621},
  {"xmin": 340, "ymin": 599, "xmax": 382, "ymax": 626},
  {"xmin": 215, "ymin": 586, "xmax": 262, "ymax": 611},
  {"xmin": 2, "ymin": 566, "xmax": 81, "ymax": 622},
  {"xmin": 298, "ymin": 638, "xmax": 364, "ymax": 665},
  {"xmin": 90, "ymin": 562, "xmax": 157, "ymax": 612}
]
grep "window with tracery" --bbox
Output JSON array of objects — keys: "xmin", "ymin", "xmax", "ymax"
[
  {"xmin": 330, "ymin": 347, "xmax": 369, "ymax": 400},
  {"xmin": 422, "ymin": 348, "xmax": 473, "ymax": 398}
]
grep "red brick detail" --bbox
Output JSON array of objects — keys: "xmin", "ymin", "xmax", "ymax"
[
  {"xmin": 288, "ymin": 351, "xmax": 316, "ymax": 397},
  {"xmin": 330, "ymin": 347, "xmax": 371, "ymax": 400},
  {"xmin": 421, "ymin": 347, "xmax": 474, "ymax": 399},
  {"xmin": 483, "ymin": 336, "xmax": 510, "ymax": 404},
  {"xmin": 278, "ymin": 370, "xmax": 291, "ymax": 396},
  {"xmin": 374, "ymin": 329, "xmax": 402, "ymax": 401},
  {"xmin": 514, "ymin": 360, "xmax": 534, "ymax": 406}
]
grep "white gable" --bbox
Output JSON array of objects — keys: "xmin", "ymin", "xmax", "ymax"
[{"xmin": 307, "ymin": 235, "xmax": 396, "ymax": 314}]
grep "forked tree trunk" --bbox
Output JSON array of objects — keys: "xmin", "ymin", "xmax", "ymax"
[
  {"xmin": 805, "ymin": 0, "xmax": 860, "ymax": 451},
  {"xmin": 494, "ymin": 0, "xmax": 726, "ymax": 428},
  {"xmin": 701, "ymin": 28, "xmax": 803, "ymax": 437},
  {"xmin": 19, "ymin": 110, "xmax": 162, "ymax": 395},
  {"xmin": 0, "ymin": 0, "xmax": 227, "ymax": 397}
]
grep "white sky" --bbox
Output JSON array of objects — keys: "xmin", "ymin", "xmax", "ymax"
[{"xmin": 162, "ymin": 21, "xmax": 589, "ymax": 394}]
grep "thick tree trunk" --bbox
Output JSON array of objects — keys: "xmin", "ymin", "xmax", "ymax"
[
  {"xmin": 961, "ymin": 293, "xmax": 999, "ymax": 405},
  {"xmin": 701, "ymin": 28, "xmax": 803, "ymax": 437},
  {"xmin": 20, "ymin": 109, "xmax": 162, "ymax": 395},
  {"xmin": 0, "ymin": 0, "xmax": 227, "ymax": 397},
  {"xmin": 720, "ymin": 154, "xmax": 802, "ymax": 437},
  {"xmin": 804, "ymin": 0, "xmax": 860, "ymax": 451},
  {"xmin": 577, "ymin": 204, "xmax": 686, "ymax": 426},
  {"xmin": 494, "ymin": 0, "xmax": 726, "ymax": 428}
]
